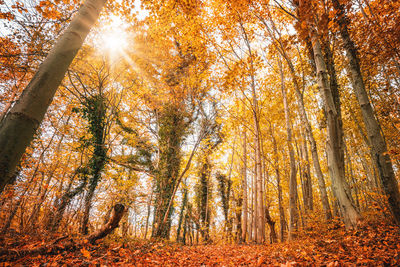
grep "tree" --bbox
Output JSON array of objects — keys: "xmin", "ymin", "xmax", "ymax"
[
  {"xmin": 216, "ymin": 172, "xmax": 232, "ymax": 239},
  {"xmin": 331, "ymin": 0, "xmax": 400, "ymax": 225},
  {"xmin": 257, "ymin": 4, "xmax": 333, "ymax": 221},
  {"xmin": 152, "ymin": 104, "xmax": 189, "ymax": 238},
  {"xmin": 278, "ymin": 56, "xmax": 299, "ymax": 238},
  {"xmin": 0, "ymin": 0, "xmax": 107, "ymax": 192}
]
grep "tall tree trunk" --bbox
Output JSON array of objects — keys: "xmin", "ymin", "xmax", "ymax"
[
  {"xmin": 182, "ymin": 212, "xmax": 188, "ymax": 245},
  {"xmin": 217, "ymin": 172, "xmax": 231, "ymax": 240},
  {"xmin": 0, "ymin": 0, "xmax": 107, "ymax": 192},
  {"xmin": 295, "ymin": 85, "xmax": 332, "ymax": 221},
  {"xmin": 269, "ymin": 123, "xmax": 287, "ymax": 242},
  {"xmin": 265, "ymin": 207, "xmax": 277, "ymax": 243},
  {"xmin": 239, "ymin": 18, "xmax": 264, "ymax": 243},
  {"xmin": 331, "ymin": 0, "xmax": 400, "ymax": 225},
  {"xmin": 81, "ymin": 184, "xmax": 96, "ymax": 235},
  {"xmin": 153, "ymin": 105, "xmax": 185, "ymax": 239},
  {"xmin": 176, "ymin": 186, "xmax": 188, "ymax": 242},
  {"xmin": 144, "ymin": 190, "xmax": 153, "ymax": 239},
  {"xmin": 278, "ymin": 58, "xmax": 299, "ymax": 239},
  {"xmin": 251, "ymin": 169, "xmax": 256, "ymax": 242},
  {"xmin": 301, "ymin": 128, "xmax": 313, "ymax": 211},
  {"xmin": 241, "ymin": 130, "xmax": 248, "ymax": 242},
  {"xmin": 311, "ymin": 30, "xmax": 360, "ymax": 228},
  {"xmin": 80, "ymin": 94, "xmax": 108, "ymax": 235},
  {"xmin": 235, "ymin": 194, "xmax": 243, "ymax": 243},
  {"xmin": 255, "ymin": 130, "xmax": 264, "ymax": 244},
  {"xmin": 196, "ymin": 155, "xmax": 211, "ymax": 242},
  {"xmin": 258, "ymin": 13, "xmax": 332, "ymax": 221}
]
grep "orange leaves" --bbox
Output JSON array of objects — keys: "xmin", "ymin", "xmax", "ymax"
[
  {"xmin": 0, "ymin": 1, "xmax": 26, "ymax": 20},
  {"xmin": 326, "ymin": 261, "xmax": 340, "ymax": 267},
  {"xmin": 0, "ymin": 11, "xmax": 15, "ymax": 21},
  {"xmin": 2, "ymin": 220, "xmax": 400, "ymax": 266},
  {"xmin": 11, "ymin": 2, "xmax": 27, "ymax": 14},
  {"xmin": 35, "ymin": 1, "xmax": 62, "ymax": 20},
  {"xmin": 80, "ymin": 247, "xmax": 91, "ymax": 259}
]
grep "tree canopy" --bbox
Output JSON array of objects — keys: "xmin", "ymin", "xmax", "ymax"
[{"xmin": 1, "ymin": 0, "xmax": 400, "ymax": 265}]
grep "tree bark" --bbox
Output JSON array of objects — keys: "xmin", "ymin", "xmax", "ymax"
[
  {"xmin": 265, "ymin": 207, "xmax": 277, "ymax": 243},
  {"xmin": 311, "ymin": 30, "xmax": 360, "ymax": 228},
  {"xmin": 241, "ymin": 130, "xmax": 248, "ymax": 242},
  {"xmin": 88, "ymin": 204, "xmax": 125, "ymax": 244},
  {"xmin": 269, "ymin": 123, "xmax": 287, "ymax": 242},
  {"xmin": 47, "ymin": 168, "xmax": 88, "ymax": 232},
  {"xmin": 301, "ymin": 128, "xmax": 313, "ymax": 211},
  {"xmin": 258, "ymin": 12, "xmax": 332, "ymax": 221},
  {"xmin": 0, "ymin": 0, "xmax": 108, "ymax": 192},
  {"xmin": 241, "ymin": 21, "xmax": 264, "ymax": 244},
  {"xmin": 331, "ymin": 0, "xmax": 400, "ymax": 225},
  {"xmin": 176, "ymin": 186, "xmax": 188, "ymax": 242},
  {"xmin": 278, "ymin": 57, "xmax": 298, "ymax": 239}
]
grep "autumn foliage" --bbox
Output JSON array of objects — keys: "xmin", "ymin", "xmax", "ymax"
[{"xmin": 1, "ymin": 0, "xmax": 400, "ymax": 265}]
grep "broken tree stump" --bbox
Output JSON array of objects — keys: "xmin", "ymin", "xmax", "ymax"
[{"xmin": 87, "ymin": 203, "xmax": 125, "ymax": 244}]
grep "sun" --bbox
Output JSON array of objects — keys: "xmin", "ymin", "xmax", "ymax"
[
  {"xmin": 97, "ymin": 15, "xmax": 129, "ymax": 56},
  {"xmin": 103, "ymin": 31, "xmax": 128, "ymax": 52}
]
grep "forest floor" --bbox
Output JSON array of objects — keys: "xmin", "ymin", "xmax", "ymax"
[{"xmin": 1, "ymin": 218, "xmax": 400, "ymax": 266}]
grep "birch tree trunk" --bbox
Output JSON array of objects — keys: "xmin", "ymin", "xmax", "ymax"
[
  {"xmin": 0, "ymin": 0, "xmax": 108, "ymax": 192},
  {"xmin": 331, "ymin": 0, "xmax": 400, "ymax": 225}
]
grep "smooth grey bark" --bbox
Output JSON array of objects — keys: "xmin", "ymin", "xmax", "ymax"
[
  {"xmin": 345, "ymin": 143, "xmax": 360, "ymax": 210},
  {"xmin": 331, "ymin": 0, "xmax": 400, "ymax": 225},
  {"xmin": 0, "ymin": 0, "xmax": 107, "ymax": 192},
  {"xmin": 311, "ymin": 31, "xmax": 360, "ymax": 228}
]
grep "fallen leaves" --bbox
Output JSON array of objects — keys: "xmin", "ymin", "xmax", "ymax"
[
  {"xmin": 80, "ymin": 247, "xmax": 91, "ymax": 259},
  {"xmin": 1, "ymin": 220, "xmax": 399, "ymax": 266}
]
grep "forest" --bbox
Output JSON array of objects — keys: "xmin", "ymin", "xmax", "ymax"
[{"xmin": 0, "ymin": 0, "xmax": 400, "ymax": 265}]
